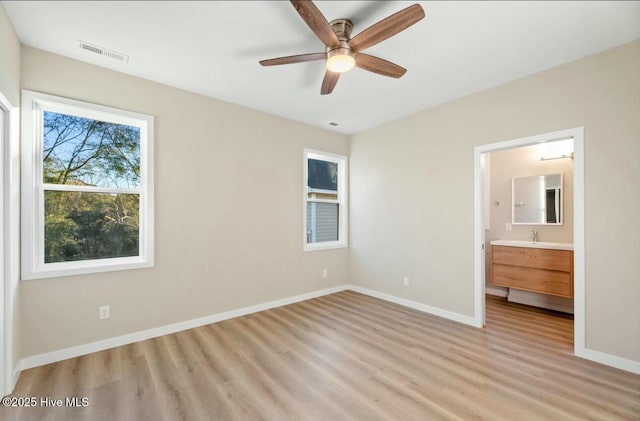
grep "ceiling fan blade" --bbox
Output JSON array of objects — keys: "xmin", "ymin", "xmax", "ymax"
[
  {"xmin": 260, "ymin": 52, "xmax": 326, "ymax": 66},
  {"xmin": 290, "ymin": 1, "xmax": 340, "ymax": 48},
  {"xmin": 321, "ymin": 71, "xmax": 340, "ymax": 95},
  {"xmin": 348, "ymin": 4, "xmax": 425, "ymax": 52},
  {"xmin": 355, "ymin": 53, "xmax": 406, "ymax": 78}
]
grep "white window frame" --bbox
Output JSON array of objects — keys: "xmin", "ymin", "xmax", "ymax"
[
  {"xmin": 303, "ymin": 149, "xmax": 348, "ymax": 251},
  {"xmin": 21, "ymin": 90, "xmax": 154, "ymax": 280}
]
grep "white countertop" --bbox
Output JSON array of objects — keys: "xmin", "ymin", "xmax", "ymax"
[{"xmin": 490, "ymin": 240, "xmax": 574, "ymax": 251}]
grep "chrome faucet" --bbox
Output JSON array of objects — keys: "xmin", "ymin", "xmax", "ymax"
[{"xmin": 531, "ymin": 230, "xmax": 538, "ymax": 243}]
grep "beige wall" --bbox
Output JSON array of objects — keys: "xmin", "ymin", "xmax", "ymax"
[
  {"xmin": 8, "ymin": 27, "xmax": 640, "ymax": 367},
  {"xmin": 20, "ymin": 46, "xmax": 349, "ymax": 357},
  {"xmin": 0, "ymin": 5, "xmax": 20, "ymax": 105},
  {"xmin": 350, "ymin": 41, "xmax": 640, "ymax": 361}
]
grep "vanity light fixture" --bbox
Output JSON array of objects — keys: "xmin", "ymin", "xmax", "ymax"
[
  {"xmin": 539, "ymin": 152, "xmax": 574, "ymax": 161},
  {"xmin": 538, "ymin": 138, "xmax": 574, "ymax": 161}
]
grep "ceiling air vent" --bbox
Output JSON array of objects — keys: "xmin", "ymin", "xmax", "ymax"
[{"xmin": 78, "ymin": 40, "xmax": 129, "ymax": 63}]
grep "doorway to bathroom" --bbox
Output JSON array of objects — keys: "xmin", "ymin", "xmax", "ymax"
[{"xmin": 473, "ymin": 127, "xmax": 586, "ymax": 356}]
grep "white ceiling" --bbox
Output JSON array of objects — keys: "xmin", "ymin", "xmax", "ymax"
[{"xmin": 3, "ymin": 1, "xmax": 640, "ymax": 134}]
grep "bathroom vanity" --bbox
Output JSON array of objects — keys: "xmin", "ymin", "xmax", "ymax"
[{"xmin": 490, "ymin": 240, "xmax": 574, "ymax": 298}]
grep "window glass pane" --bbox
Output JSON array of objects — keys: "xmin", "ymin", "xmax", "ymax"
[
  {"xmin": 306, "ymin": 202, "xmax": 338, "ymax": 243},
  {"xmin": 44, "ymin": 191, "xmax": 139, "ymax": 262},
  {"xmin": 43, "ymin": 111, "xmax": 140, "ymax": 188},
  {"xmin": 308, "ymin": 158, "xmax": 337, "ymax": 191}
]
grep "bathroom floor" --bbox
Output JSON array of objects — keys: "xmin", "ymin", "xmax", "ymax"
[{"xmin": 485, "ymin": 294, "xmax": 574, "ymax": 350}]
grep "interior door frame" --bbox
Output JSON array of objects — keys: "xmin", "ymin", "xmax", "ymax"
[
  {"xmin": 0, "ymin": 89, "xmax": 19, "ymax": 396},
  {"xmin": 473, "ymin": 127, "xmax": 585, "ymax": 355},
  {"xmin": 0, "ymin": 91, "xmax": 8, "ymax": 396}
]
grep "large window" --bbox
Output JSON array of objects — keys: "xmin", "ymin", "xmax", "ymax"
[
  {"xmin": 21, "ymin": 90, "xmax": 154, "ymax": 279},
  {"xmin": 304, "ymin": 149, "xmax": 347, "ymax": 251}
]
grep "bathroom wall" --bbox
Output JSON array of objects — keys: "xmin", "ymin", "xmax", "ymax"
[{"xmin": 486, "ymin": 143, "xmax": 574, "ymax": 245}]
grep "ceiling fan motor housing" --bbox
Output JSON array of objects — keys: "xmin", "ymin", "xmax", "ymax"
[{"xmin": 329, "ymin": 19, "xmax": 353, "ymax": 41}]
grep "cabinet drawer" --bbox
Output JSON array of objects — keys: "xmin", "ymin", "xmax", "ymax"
[
  {"xmin": 492, "ymin": 245, "xmax": 572, "ymax": 272},
  {"xmin": 492, "ymin": 264, "xmax": 573, "ymax": 297}
]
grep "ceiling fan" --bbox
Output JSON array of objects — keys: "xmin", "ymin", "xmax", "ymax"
[{"xmin": 259, "ymin": 1, "xmax": 425, "ymax": 95}]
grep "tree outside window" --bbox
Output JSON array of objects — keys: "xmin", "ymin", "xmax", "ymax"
[
  {"xmin": 43, "ymin": 111, "xmax": 141, "ymax": 262},
  {"xmin": 22, "ymin": 90, "xmax": 154, "ymax": 279}
]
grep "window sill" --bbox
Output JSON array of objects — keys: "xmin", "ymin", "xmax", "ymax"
[
  {"xmin": 304, "ymin": 242, "xmax": 348, "ymax": 252},
  {"xmin": 22, "ymin": 257, "xmax": 154, "ymax": 280}
]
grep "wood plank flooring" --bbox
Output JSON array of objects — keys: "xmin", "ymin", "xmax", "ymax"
[{"xmin": 1, "ymin": 291, "xmax": 638, "ymax": 420}]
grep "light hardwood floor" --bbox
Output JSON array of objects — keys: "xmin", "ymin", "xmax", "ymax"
[{"xmin": 1, "ymin": 291, "xmax": 639, "ymax": 420}]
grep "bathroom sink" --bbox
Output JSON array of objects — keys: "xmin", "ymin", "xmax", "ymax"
[{"xmin": 490, "ymin": 240, "xmax": 573, "ymax": 251}]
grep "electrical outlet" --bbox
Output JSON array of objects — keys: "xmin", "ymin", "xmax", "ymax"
[
  {"xmin": 322, "ymin": 269, "xmax": 328, "ymax": 278},
  {"xmin": 99, "ymin": 305, "xmax": 110, "ymax": 320},
  {"xmin": 403, "ymin": 276, "xmax": 410, "ymax": 286},
  {"xmin": 506, "ymin": 223, "xmax": 512, "ymax": 231}
]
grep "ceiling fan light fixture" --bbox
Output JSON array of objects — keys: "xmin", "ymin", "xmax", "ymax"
[{"xmin": 326, "ymin": 48, "xmax": 355, "ymax": 73}]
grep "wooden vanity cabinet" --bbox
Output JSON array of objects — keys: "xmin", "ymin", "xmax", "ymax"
[{"xmin": 491, "ymin": 245, "xmax": 574, "ymax": 298}]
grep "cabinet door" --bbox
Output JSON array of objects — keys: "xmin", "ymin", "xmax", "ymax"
[
  {"xmin": 492, "ymin": 246, "xmax": 572, "ymax": 271},
  {"xmin": 492, "ymin": 264, "xmax": 573, "ymax": 298}
]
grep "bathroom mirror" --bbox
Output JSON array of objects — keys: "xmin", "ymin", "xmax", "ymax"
[{"xmin": 512, "ymin": 173, "xmax": 563, "ymax": 225}]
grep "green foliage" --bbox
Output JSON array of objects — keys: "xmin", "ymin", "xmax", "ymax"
[{"xmin": 44, "ymin": 191, "xmax": 139, "ymax": 263}]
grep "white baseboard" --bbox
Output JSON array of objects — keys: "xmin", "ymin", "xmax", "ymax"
[
  {"xmin": 17, "ymin": 284, "xmax": 481, "ymax": 372},
  {"xmin": 486, "ymin": 286, "xmax": 508, "ymax": 297},
  {"xmin": 576, "ymin": 346, "xmax": 640, "ymax": 375},
  {"xmin": 16, "ymin": 283, "xmax": 638, "ymax": 379},
  {"xmin": 349, "ymin": 285, "xmax": 482, "ymax": 328},
  {"xmin": 11, "ymin": 366, "xmax": 20, "ymax": 390},
  {"xmin": 18, "ymin": 285, "xmax": 349, "ymax": 372}
]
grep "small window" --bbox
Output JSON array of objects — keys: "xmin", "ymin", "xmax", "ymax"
[
  {"xmin": 21, "ymin": 90, "xmax": 154, "ymax": 279},
  {"xmin": 303, "ymin": 149, "xmax": 347, "ymax": 251}
]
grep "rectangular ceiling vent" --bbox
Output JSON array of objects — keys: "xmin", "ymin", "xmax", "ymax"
[{"xmin": 78, "ymin": 40, "xmax": 129, "ymax": 63}]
